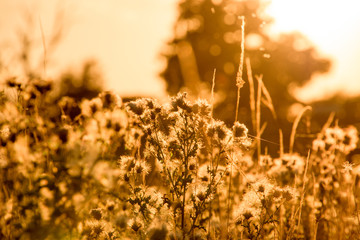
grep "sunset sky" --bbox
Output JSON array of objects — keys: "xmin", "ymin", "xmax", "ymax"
[{"xmin": 1, "ymin": 0, "xmax": 360, "ymax": 103}]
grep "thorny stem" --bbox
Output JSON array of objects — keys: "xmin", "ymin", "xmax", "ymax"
[
  {"xmin": 179, "ymin": 113, "xmax": 198, "ymax": 237},
  {"xmin": 256, "ymin": 75, "xmax": 262, "ymax": 162},
  {"xmin": 127, "ymin": 181, "xmax": 150, "ymax": 223},
  {"xmin": 140, "ymin": 116, "xmax": 181, "ymax": 200},
  {"xmin": 227, "ymin": 164, "xmax": 232, "ymax": 235},
  {"xmin": 296, "ymin": 150, "xmax": 311, "ymax": 232},
  {"xmin": 188, "ymin": 154, "xmax": 226, "ymax": 235}
]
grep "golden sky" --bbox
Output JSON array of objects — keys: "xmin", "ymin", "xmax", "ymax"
[
  {"xmin": 266, "ymin": 0, "xmax": 360, "ymax": 102},
  {"xmin": 1, "ymin": 0, "xmax": 360, "ymax": 102}
]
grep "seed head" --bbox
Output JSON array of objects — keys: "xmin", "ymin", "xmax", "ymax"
[
  {"xmin": 130, "ymin": 219, "xmax": 142, "ymax": 232},
  {"xmin": 90, "ymin": 208, "xmax": 102, "ymax": 220},
  {"xmin": 127, "ymin": 101, "xmax": 144, "ymax": 115},
  {"xmin": 233, "ymin": 122, "xmax": 248, "ymax": 138},
  {"xmin": 243, "ymin": 211, "xmax": 253, "ymax": 220}
]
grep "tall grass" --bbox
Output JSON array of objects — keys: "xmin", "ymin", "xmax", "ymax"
[{"xmin": 0, "ymin": 73, "xmax": 359, "ymax": 239}]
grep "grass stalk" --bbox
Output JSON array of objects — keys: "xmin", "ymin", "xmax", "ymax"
[
  {"xmin": 320, "ymin": 112, "xmax": 335, "ymax": 137},
  {"xmin": 297, "ymin": 150, "xmax": 310, "ymax": 229},
  {"xmin": 256, "ymin": 75, "xmax": 263, "ymax": 161},
  {"xmin": 235, "ymin": 16, "xmax": 245, "ymax": 123},
  {"xmin": 257, "ymin": 77, "xmax": 284, "ymax": 156},
  {"xmin": 289, "ymin": 106, "xmax": 312, "ymax": 154},
  {"xmin": 227, "ymin": 164, "xmax": 232, "ymax": 235},
  {"xmin": 210, "ymin": 68, "xmax": 216, "ymax": 118},
  {"xmin": 246, "ymin": 57, "xmax": 256, "ymax": 132}
]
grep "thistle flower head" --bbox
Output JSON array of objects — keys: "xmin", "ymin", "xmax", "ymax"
[
  {"xmin": 128, "ymin": 218, "xmax": 143, "ymax": 232},
  {"xmin": 170, "ymin": 92, "xmax": 192, "ymax": 112},
  {"xmin": 342, "ymin": 161, "xmax": 354, "ymax": 174},
  {"xmin": 99, "ymin": 91, "xmax": 122, "ymax": 109},
  {"xmin": 90, "ymin": 208, "xmax": 102, "ymax": 220},
  {"xmin": 206, "ymin": 120, "xmax": 230, "ymax": 141},
  {"xmin": 32, "ymin": 79, "xmax": 52, "ymax": 94},
  {"xmin": 233, "ymin": 122, "xmax": 248, "ymax": 138},
  {"xmin": 259, "ymin": 154, "xmax": 273, "ymax": 167},
  {"xmin": 81, "ymin": 97, "xmax": 103, "ymax": 117},
  {"xmin": 192, "ymin": 99, "xmax": 211, "ymax": 117},
  {"xmin": 127, "ymin": 99, "xmax": 147, "ymax": 115}
]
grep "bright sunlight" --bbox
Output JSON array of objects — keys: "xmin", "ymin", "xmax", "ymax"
[
  {"xmin": 1, "ymin": 1, "xmax": 360, "ymax": 239},
  {"xmin": 266, "ymin": 0, "xmax": 360, "ymax": 102}
]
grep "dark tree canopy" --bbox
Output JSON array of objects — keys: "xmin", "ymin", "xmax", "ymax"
[{"xmin": 160, "ymin": 0, "xmax": 331, "ymax": 154}]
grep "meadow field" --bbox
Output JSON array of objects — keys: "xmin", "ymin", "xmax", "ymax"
[
  {"xmin": 1, "ymin": 1, "xmax": 360, "ymax": 239},
  {"xmin": 0, "ymin": 64, "xmax": 359, "ymax": 240}
]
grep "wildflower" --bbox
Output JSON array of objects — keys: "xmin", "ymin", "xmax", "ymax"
[
  {"xmin": 103, "ymin": 109, "xmax": 127, "ymax": 132},
  {"xmin": 243, "ymin": 211, "xmax": 253, "ymax": 220},
  {"xmin": 326, "ymin": 126, "xmax": 344, "ymax": 142},
  {"xmin": 215, "ymin": 123, "xmax": 228, "ymax": 140},
  {"xmin": 234, "ymin": 204, "xmax": 261, "ymax": 223},
  {"xmin": 259, "ymin": 154, "xmax": 272, "ymax": 167},
  {"xmin": 319, "ymin": 161, "xmax": 336, "ymax": 176},
  {"xmin": 171, "ymin": 92, "xmax": 192, "ymax": 112},
  {"xmin": 189, "ymin": 162, "xmax": 196, "ymax": 171},
  {"xmin": 128, "ymin": 218, "xmax": 142, "ymax": 232},
  {"xmin": 206, "ymin": 125, "xmax": 215, "ymax": 138},
  {"xmin": 192, "ymin": 99, "xmax": 211, "ymax": 116},
  {"xmin": 281, "ymin": 187, "xmax": 296, "ymax": 202},
  {"xmin": 5, "ymin": 77, "xmax": 20, "ymax": 88},
  {"xmin": 168, "ymin": 140, "xmax": 182, "ymax": 159},
  {"xmin": 92, "ymin": 222, "xmax": 104, "ymax": 235},
  {"xmin": 192, "ymin": 184, "xmax": 209, "ymax": 202},
  {"xmin": 342, "ymin": 161, "xmax": 354, "ymax": 174},
  {"xmin": 59, "ymin": 97, "xmax": 81, "ymax": 121},
  {"xmin": 106, "ymin": 201, "xmax": 115, "ymax": 211},
  {"xmin": 135, "ymin": 159, "xmax": 151, "ymax": 175},
  {"xmin": 258, "ymin": 184, "xmax": 265, "ymax": 193},
  {"xmin": 99, "ymin": 91, "xmax": 122, "ymax": 109},
  {"xmin": 33, "ymin": 79, "xmax": 52, "ymax": 94},
  {"xmin": 81, "ymin": 97, "xmax": 103, "ymax": 117},
  {"xmin": 90, "ymin": 208, "xmax": 103, "ymax": 220},
  {"xmin": 57, "ymin": 127, "xmax": 69, "ymax": 143},
  {"xmin": 82, "ymin": 220, "xmax": 105, "ymax": 237},
  {"xmin": 252, "ymin": 178, "xmax": 275, "ymax": 196},
  {"xmin": 271, "ymin": 189, "xmax": 282, "ymax": 199},
  {"xmin": 123, "ymin": 173, "xmax": 130, "ymax": 182},
  {"xmin": 119, "ymin": 156, "xmax": 136, "ymax": 174},
  {"xmin": 105, "ymin": 119, "xmax": 112, "ymax": 129},
  {"xmin": 157, "ymin": 111, "xmax": 176, "ymax": 136},
  {"xmin": 277, "ymin": 153, "xmax": 305, "ymax": 174},
  {"xmin": 312, "ymin": 138, "xmax": 325, "ymax": 152},
  {"xmin": 343, "ymin": 126, "xmax": 359, "ymax": 154},
  {"xmin": 206, "ymin": 120, "xmax": 230, "ymax": 141},
  {"xmin": 233, "ymin": 122, "xmax": 248, "ymax": 138},
  {"xmin": 127, "ymin": 99, "xmax": 146, "ymax": 115}
]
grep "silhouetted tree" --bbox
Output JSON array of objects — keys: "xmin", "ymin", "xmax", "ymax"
[{"xmin": 161, "ymin": 0, "xmax": 331, "ymax": 155}]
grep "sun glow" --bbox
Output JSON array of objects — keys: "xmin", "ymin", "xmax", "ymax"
[
  {"xmin": 266, "ymin": 0, "xmax": 349, "ymax": 49},
  {"xmin": 265, "ymin": 0, "xmax": 360, "ymax": 102}
]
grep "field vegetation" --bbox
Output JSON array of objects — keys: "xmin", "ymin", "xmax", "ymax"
[
  {"xmin": 1, "ymin": 1, "xmax": 360, "ymax": 239},
  {"xmin": 0, "ymin": 57, "xmax": 359, "ymax": 239}
]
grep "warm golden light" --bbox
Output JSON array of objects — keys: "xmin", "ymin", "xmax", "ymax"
[
  {"xmin": 1, "ymin": 0, "xmax": 360, "ymax": 102},
  {"xmin": 266, "ymin": 0, "xmax": 360, "ymax": 102}
]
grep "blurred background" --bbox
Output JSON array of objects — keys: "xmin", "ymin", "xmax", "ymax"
[{"xmin": 1, "ymin": 0, "xmax": 360, "ymax": 154}]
